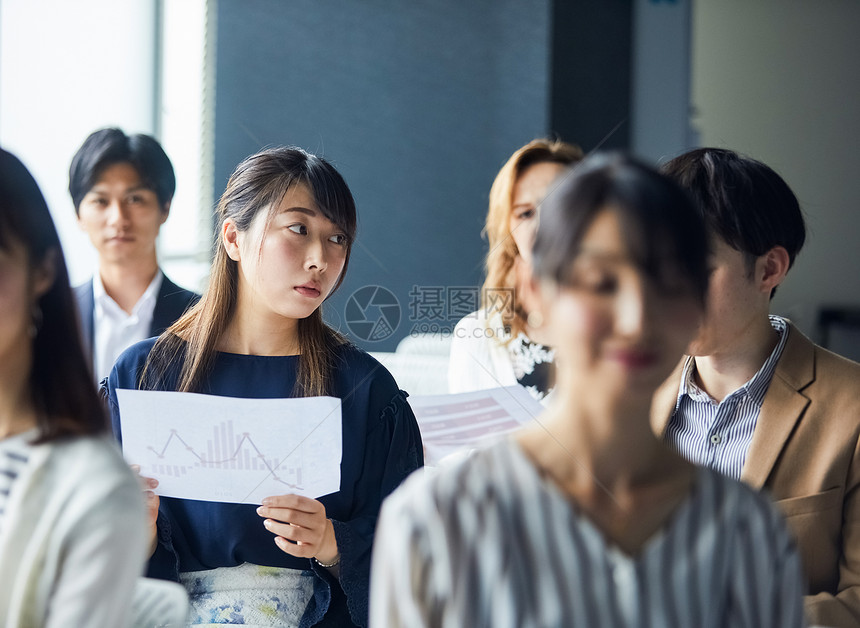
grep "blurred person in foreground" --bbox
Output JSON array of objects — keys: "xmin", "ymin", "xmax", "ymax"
[
  {"xmin": 0, "ymin": 148, "xmax": 147, "ymax": 627},
  {"xmin": 372, "ymin": 153, "xmax": 805, "ymax": 627}
]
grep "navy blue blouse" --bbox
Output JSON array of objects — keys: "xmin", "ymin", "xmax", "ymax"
[{"xmin": 105, "ymin": 338, "xmax": 423, "ymax": 628}]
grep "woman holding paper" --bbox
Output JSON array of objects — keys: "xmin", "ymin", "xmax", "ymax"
[
  {"xmin": 371, "ymin": 154, "xmax": 805, "ymax": 627},
  {"xmin": 0, "ymin": 148, "xmax": 147, "ymax": 627},
  {"xmin": 105, "ymin": 146, "xmax": 423, "ymax": 627}
]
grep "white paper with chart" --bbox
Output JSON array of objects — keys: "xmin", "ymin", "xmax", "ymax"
[{"xmin": 117, "ymin": 389, "xmax": 342, "ymax": 504}]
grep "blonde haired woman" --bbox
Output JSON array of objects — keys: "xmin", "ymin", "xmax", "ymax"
[{"xmin": 448, "ymin": 138, "xmax": 582, "ymax": 402}]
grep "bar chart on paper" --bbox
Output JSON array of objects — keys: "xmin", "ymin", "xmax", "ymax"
[{"xmin": 117, "ymin": 389, "xmax": 342, "ymax": 504}]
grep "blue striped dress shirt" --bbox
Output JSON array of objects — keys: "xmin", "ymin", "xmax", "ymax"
[{"xmin": 665, "ymin": 316, "xmax": 789, "ymax": 480}]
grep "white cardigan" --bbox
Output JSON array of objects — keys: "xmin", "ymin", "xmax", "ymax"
[
  {"xmin": 448, "ymin": 310, "xmax": 555, "ymax": 407},
  {"xmin": 0, "ymin": 432, "xmax": 147, "ymax": 628},
  {"xmin": 448, "ymin": 310, "xmax": 518, "ymax": 393}
]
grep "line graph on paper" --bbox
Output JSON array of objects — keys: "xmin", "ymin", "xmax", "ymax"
[
  {"xmin": 117, "ymin": 389, "xmax": 342, "ymax": 504},
  {"xmin": 147, "ymin": 422, "xmax": 304, "ymax": 490}
]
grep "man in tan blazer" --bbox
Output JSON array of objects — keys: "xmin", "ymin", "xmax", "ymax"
[{"xmin": 652, "ymin": 148, "xmax": 860, "ymax": 627}]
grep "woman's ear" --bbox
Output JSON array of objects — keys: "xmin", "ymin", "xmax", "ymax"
[
  {"xmin": 222, "ymin": 219, "xmax": 241, "ymax": 262},
  {"xmin": 32, "ymin": 248, "xmax": 57, "ymax": 298}
]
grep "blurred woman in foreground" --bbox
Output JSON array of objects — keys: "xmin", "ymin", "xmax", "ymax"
[
  {"xmin": 372, "ymin": 154, "xmax": 805, "ymax": 627},
  {"xmin": 0, "ymin": 148, "xmax": 146, "ymax": 627}
]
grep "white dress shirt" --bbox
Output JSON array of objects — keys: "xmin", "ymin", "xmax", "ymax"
[{"xmin": 92, "ymin": 270, "xmax": 163, "ymax": 382}]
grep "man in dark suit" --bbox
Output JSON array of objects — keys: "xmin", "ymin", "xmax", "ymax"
[{"xmin": 69, "ymin": 128, "xmax": 199, "ymax": 381}]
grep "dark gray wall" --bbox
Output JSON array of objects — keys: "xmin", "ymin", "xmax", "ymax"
[
  {"xmin": 214, "ymin": 1, "xmax": 632, "ymax": 351},
  {"xmin": 550, "ymin": 0, "xmax": 632, "ymax": 151}
]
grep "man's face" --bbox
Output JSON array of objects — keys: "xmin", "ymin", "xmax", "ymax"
[
  {"xmin": 687, "ymin": 236, "xmax": 768, "ymax": 358},
  {"xmin": 76, "ymin": 162, "xmax": 168, "ymax": 268}
]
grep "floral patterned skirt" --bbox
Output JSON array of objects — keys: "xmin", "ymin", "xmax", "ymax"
[{"xmin": 179, "ymin": 562, "xmax": 315, "ymax": 626}]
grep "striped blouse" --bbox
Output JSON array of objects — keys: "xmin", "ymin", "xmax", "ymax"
[
  {"xmin": 0, "ymin": 430, "xmax": 33, "ymax": 536},
  {"xmin": 370, "ymin": 439, "xmax": 805, "ymax": 628}
]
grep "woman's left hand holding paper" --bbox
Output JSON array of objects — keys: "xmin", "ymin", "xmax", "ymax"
[{"xmin": 257, "ymin": 494, "xmax": 339, "ymax": 568}]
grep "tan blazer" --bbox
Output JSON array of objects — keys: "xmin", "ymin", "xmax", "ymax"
[{"xmin": 651, "ymin": 322, "xmax": 860, "ymax": 628}]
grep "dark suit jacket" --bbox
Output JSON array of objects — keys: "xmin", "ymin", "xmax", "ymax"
[
  {"xmin": 75, "ymin": 273, "xmax": 200, "ymax": 370},
  {"xmin": 651, "ymin": 322, "xmax": 860, "ymax": 627}
]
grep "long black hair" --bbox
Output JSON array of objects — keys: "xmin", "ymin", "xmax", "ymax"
[
  {"xmin": 0, "ymin": 148, "xmax": 106, "ymax": 441},
  {"xmin": 142, "ymin": 146, "xmax": 357, "ymax": 396}
]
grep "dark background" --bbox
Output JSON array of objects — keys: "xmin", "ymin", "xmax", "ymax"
[{"xmin": 214, "ymin": 0, "xmax": 633, "ymax": 351}]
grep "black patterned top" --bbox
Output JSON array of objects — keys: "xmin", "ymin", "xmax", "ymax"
[{"xmin": 507, "ymin": 333, "xmax": 555, "ymax": 402}]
